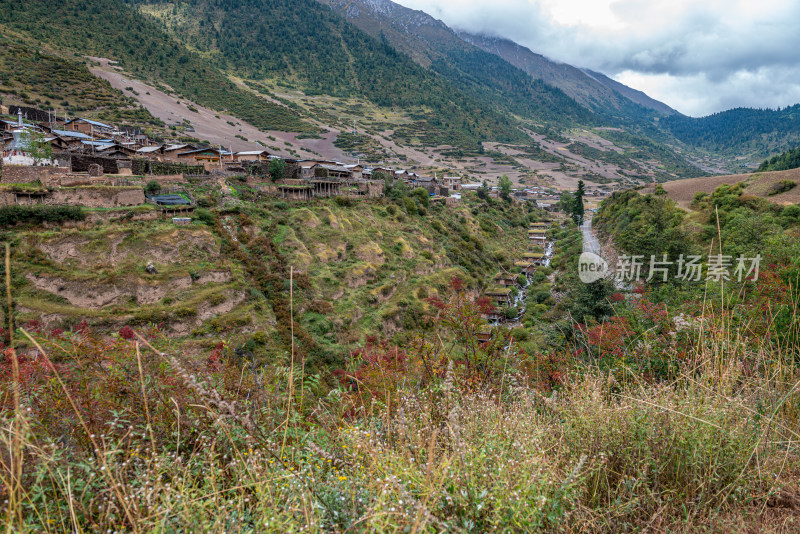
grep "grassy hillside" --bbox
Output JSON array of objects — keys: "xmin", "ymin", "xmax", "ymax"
[
  {"xmin": 0, "ymin": 0, "xmax": 314, "ymax": 133},
  {"xmin": 640, "ymin": 168, "xmax": 800, "ymax": 209},
  {"xmin": 0, "ymin": 32, "xmax": 160, "ymax": 125},
  {"xmin": 6, "ymin": 186, "xmax": 535, "ymax": 369}
]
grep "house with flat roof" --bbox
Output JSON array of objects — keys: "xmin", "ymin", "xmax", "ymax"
[
  {"xmin": 176, "ymin": 147, "xmax": 231, "ymax": 169},
  {"xmin": 65, "ymin": 118, "xmax": 115, "ymax": 136},
  {"xmin": 494, "ymin": 272, "xmax": 519, "ymax": 288},
  {"xmin": 485, "ymin": 287, "xmax": 513, "ymax": 308},
  {"xmin": 523, "ymin": 252, "xmax": 547, "ymax": 266},
  {"xmin": 236, "ymin": 150, "xmax": 272, "ymax": 162},
  {"xmin": 443, "ymin": 176, "xmax": 462, "ymax": 190}
]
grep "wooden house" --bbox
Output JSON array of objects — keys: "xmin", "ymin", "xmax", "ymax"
[
  {"xmin": 95, "ymin": 144, "xmax": 136, "ymax": 159},
  {"xmin": 177, "ymin": 147, "xmax": 231, "ymax": 169},
  {"xmin": 299, "ymin": 162, "xmax": 318, "ymax": 179},
  {"xmin": 529, "ymin": 229, "xmax": 548, "ymax": 245},
  {"xmin": 161, "ymin": 144, "xmax": 196, "ymax": 162},
  {"xmin": 236, "ymin": 150, "xmax": 272, "ymax": 162},
  {"xmin": 523, "ymin": 252, "xmax": 546, "ymax": 266},
  {"xmin": 370, "ymin": 167, "xmax": 395, "ymax": 179},
  {"xmin": 2, "ymin": 119, "xmax": 37, "ymax": 133},
  {"xmin": 277, "ymin": 180, "xmax": 314, "ymax": 201},
  {"xmin": 136, "ymin": 145, "xmax": 165, "ymax": 158},
  {"xmin": 515, "ymin": 261, "xmax": 537, "ymax": 275},
  {"xmin": 345, "ymin": 164, "xmax": 364, "ymax": 180},
  {"xmin": 485, "ymin": 287, "xmax": 513, "ymax": 308},
  {"xmin": 494, "ymin": 273, "xmax": 519, "ymax": 288},
  {"xmin": 477, "ymin": 325, "xmax": 494, "ymax": 344},
  {"xmin": 65, "ymin": 118, "xmax": 115, "ymax": 136},
  {"xmin": 317, "ymin": 164, "xmax": 352, "ymax": 180}
]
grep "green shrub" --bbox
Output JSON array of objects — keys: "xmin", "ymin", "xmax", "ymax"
[
  {"xmin": 0, "ymin": 205, "xmax": 85, "ymax": 227},
  {"xmin": 413, "ymin": 187, "xmax": 430, "ymax": 207},
  {"xmin": 145, "ymin": 180, "xmax": 162, "ymax": 195},
  {"xmin": 510, "ymin": 327, "xmax": 529, "ymax": 341},
  {"xmin": 195, "ymin": 208, "xmax": 216, "ymax": 226},
  {"xmin": 781, "ymin": 204, "xmax": 800, "ymax": 219},
  {"xmin": 532, "ymin": 290, "xmax": 551, "ymax": 304},
  {"xmin": 197, "ymin": 196, "xmax": 214, "ymax": 208},
  {"xmin": 769, "ymin": 179, "xmax": 797, "ymax": 196},
  {"xmin": 403, "ymin": 197, "xmax": 417, "ymax": 215}
]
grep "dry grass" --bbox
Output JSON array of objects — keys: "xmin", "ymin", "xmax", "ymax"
[
  {"xmin": 641, "ymin": 168, "xmax": 800, "ymax": 209},
  {"xmin": 2, "ymin": 252, "xmax": 800, "ymax": 532}
]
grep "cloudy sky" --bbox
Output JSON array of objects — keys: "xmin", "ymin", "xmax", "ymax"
[{"xmin": 396, "ymin": 0, "xmax": 800, "ymax": 117}]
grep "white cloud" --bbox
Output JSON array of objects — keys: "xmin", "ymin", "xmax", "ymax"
[{"xmin": 396, "ymin": 0, "xmax": 800, "ymax": 116}]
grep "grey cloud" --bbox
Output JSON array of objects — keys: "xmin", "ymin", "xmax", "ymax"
[{"xmin": 396, "ymin": 0, "xmax": 800, "ymax": 115}]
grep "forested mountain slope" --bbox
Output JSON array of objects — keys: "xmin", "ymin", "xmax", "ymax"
[
  {"xmin": 0, "ymin": 0, "xmax": 313, "ymax": 133},
  {"xmin": 758, "ymin": 146, "xmax": 800, "ymax": 172},
  {"xmin": 663, "ymin": 105, "xmax": 800, "ymax": 158},
  {"xmin": 0, "ymin": 31, "xmax": 159, "ymax": 125},
  {"xmin": 320, "ymin": 0, "xmax": 596, "ymax": 128},
  {"xmin": 4, "ymin": 0, "xmax": 800, "ymax": 172},
  {"xmin": 131, "ymin": 0, "xmax": 528, "ymax": 148}
]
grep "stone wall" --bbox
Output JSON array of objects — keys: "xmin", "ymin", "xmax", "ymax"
[
  {"xmin": 50, "ymin": 188, "xmax": 145, "ymax": 208},
  {"xmin": 0, "ymin": 187, "xmax": 145, "ymax": 208},
  {"xmin": 0, "ymin": 165, "xmax": 70, "ymax": 184},
  {"xmin": 70, "ymin": 154, "xmax": 124, "ymax": 174},
  {"xmin": 359, "ymin": 181, "xmax": 385, "ymax": 198}
]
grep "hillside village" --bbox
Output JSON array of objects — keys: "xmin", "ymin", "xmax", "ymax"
[
  {"xmin": 1, "ymin": 104, "xmax": 568, "ymax": 338},
  {"xmin": 1, "ymin": 105, "xmax": 604, "ymax": 210}
]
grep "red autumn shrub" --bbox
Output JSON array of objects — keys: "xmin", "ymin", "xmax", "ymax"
[{"xmin": 118, "ymin": 325, "xmax": 135, "ymax": 340}]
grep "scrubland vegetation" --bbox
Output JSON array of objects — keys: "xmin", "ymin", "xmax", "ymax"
[
  {"xmin": 1, "ymin": 272, "xmax": 798, "ymax": 532},
  {"xmin": 2, "ymin": 179, "xmax": 800, "ymax": 532}
]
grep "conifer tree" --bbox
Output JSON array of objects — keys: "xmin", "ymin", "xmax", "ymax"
[{"xmin": 572, "ymin": 180, "xmax": 585, "ymax": 225}]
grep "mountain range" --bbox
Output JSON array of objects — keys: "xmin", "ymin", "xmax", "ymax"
[{"xmin": 2, "ymin": 0, "xmax": 800, "ymax": 184}]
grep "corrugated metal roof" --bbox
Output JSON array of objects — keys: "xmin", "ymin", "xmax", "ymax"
[
  {"xmin": 70, "ymin": 118, "xmax": 114, "ymax": 129},
  {"xmin": 51, "ymin": 129, "xmax": 91, "ymax": 139},
  {"xmin": 137, "ymin": 146, "xmax": 163, "ymax": 153},
  {"xmin": 178, "ymin": 148, "xmax": 220, "ymax": 156},
  {"xmin": 319, "ymin": 164, "xmax": 351, "ymax": 173},
  {"xmin": 81, "ymin": 141, "xmax": 115, "ymax": 148},
  {"xmin": 2, "ymin": 120, "xmax": 37, "ymax": 128}
]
